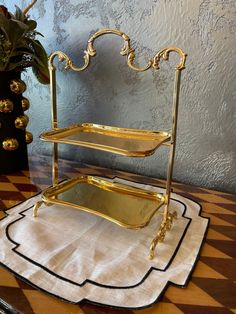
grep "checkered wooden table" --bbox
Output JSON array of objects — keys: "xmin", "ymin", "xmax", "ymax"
[{"xmin": 0, "ymin": 156, "xmax": 235, "ymax": 314}]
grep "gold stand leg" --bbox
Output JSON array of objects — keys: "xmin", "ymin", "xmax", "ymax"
[
  {"xmin": 33, "ymin": 201, "xmax": 53, "ymax": 217},
  {"xmin": 148, "ymin": 209, "xmax": 177, "ymax": 260},
  {"xmin": 33, "ymin": 201, "xmax": 43, "ymax": 217},
  {"xmin": 148, "ymin": 70, "xmax": 182, "ymax": 260}
]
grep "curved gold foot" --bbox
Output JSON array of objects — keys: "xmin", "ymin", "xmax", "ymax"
[
  {"xmin": 33, "ymin": 201, "xmax": 43, "ymax": 217},
  {"xmin": 166, "ymin": 211, "xmax": 177, "ymax": 230},
  {"xmin": 148, "ymin": 211, "xmax": 177, "ymax": 260},
  {"xmin": 149, "ymin": 234, "xmax": 160, "ymax": 260},
  {"xmin": 149, "ymin": 242, "xmax": 156, "ymax": 260},
  {"xmin": 148, "ymin": 221, "xmax": 167, "ymax": 260}
]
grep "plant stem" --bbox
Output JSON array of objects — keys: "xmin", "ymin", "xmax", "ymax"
[{"xmin": 23, "ymin": 0, "xmax": 38, "ymax": 15}]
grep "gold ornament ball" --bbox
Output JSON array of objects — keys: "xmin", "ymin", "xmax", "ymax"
[
  {"xmin": 2, "ymin": 138, "xmax": 19, "ymax": 151},
  {"xmin": 15, "ymin": 115, "xmax": 29, "ymax": 129},
  {"xmin": 0, "ymin": 99, "xmax": 14, "ymax": 113},
  {"xmin": 25, "ymin": 131, "xmax": 33, "ymax": 144},
  {"xmin": 21, "ymin": 97, "xmax": 30, "ymax": 111},
  {"xmin": 10, "ymin": 79, "xmax": 27, "ymax": 94}
]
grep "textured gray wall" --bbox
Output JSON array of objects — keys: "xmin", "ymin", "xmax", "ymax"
[{"xmin": 3, "ymin": 0, "xmax": 236, "ymax": 193}]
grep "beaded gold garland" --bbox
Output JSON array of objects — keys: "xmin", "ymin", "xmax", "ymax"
[
  {"xmin": 2, "ymin": 138, "xmax": 19, "ymax": 151},
  {"xmin": 25, "ymin": 131, "xmax": 33, "ymax": 144},
  {"xmin": 21, "ymin": 97, "xmax": 30, "ymax": 111},
  {"xmin": 10, "ymin": 79, "xmax": 27, "ymax": 94},
  {"xmin": 0, "ymin": 99, "xmax": 14, "ymax": 113},
  {"xmin": 15, "ymin": 114, "xmax": 29, "ymax": 129}
]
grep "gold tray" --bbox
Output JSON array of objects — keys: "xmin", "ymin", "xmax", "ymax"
[
  {"xmin": 40, "ymin": 123, "xmax": 170, "ymax": 157},
  {"xmin": 42, "ymin": 175, "xmax": 165, "ymax": 229}
]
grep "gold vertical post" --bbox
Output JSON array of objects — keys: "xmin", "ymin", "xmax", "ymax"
[
  {"xmin": 164, "ymin": 69, "xmax": 182, "ymax": 217},
  {"xmin": 149, "ymin": 69, "xmax": 182, "ymax": 259},
  {"xmin": 49, "ymin": 63, "xmax": 59, "ymax": 186}
]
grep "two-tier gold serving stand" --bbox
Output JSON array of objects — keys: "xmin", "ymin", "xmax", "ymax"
[{"xmin": 33, "ymin": 29, "xmax": 186, "ymax": 260}]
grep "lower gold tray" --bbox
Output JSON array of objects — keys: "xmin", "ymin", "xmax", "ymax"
[
  {"xmin": 40, "ymin": 123, "xmax": 170, "ymax": 157},
  {"xmin": 42, "ymin": 175, "xmax": 165, "ymax": 229}
]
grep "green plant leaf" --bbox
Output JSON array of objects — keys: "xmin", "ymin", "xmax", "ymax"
[
  {"xmin": 0, "ymin": 5, "xmax": 49, "ymax": 84},
  {"xmin": 14, "ymin": 6, "xmax": 37, "ymax": 31},
  {"xmin": 0, "ymin": 14, "xmax": 11, "ymax": 39},
  {"xmin": 26, "ymin": 20, "xmax": 37, "ymax": 31},
  {"xmin": 14, "ymin": 5, "xmax": 26, "ymax": 22},
  {"xmin": 30, "ymin": 39, "xmax": 49, "ymax": 84},
  {"xmin": 34, "ymin": 31, "xmax": 44, "ymax": 37},
  {"xmin": 0, "ymin": 15, "xmax": 27, "ymax": 45},
  {"xmin": 31, "ymin": 40, "xmax": 48, "ymax": 64},
  {"xmin": 32, "ymin": 63, "xmax": 50, "ymax": 84},
  {"xmin": 10, "ymin": 49, "xmax": 33, "ymax": 57},
  {"xmin": 7, "ymin": 60, "xmax": 31, "ymax": 70}
]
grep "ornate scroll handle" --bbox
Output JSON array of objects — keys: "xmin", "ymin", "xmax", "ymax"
[
  {"xmin": 153, "ymin": 47, "xmax": 187, "ymax": 70},
  {"xmin": 87, "ymin": 28, "xmax": 152, "ymax": 72},
  {"xmin": 48, "ymin": 31, "xmax": 186, "ymax": 73},
  {"xmin": 48, "ymin": 50, "xmax": 90, "ymax": 72}
]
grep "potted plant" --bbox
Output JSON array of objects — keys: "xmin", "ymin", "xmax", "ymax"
[{"xmin": 0, "ymin": 0, "xmax": 49, "ymax": 174}]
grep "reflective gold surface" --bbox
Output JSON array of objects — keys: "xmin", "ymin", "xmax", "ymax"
[
  {"xmin": 38, "ymin": 28, "xmax": 186, "ymax": 259},
  {"xmin": 2, "ymin": 138, "xmax": 19, "ymax": 151},
  {"xmin": 25, "ymin": 131, "xmax": 33, "ymax": 144},
  {"xmin": 41, "ymin": 123, "xmax": 170, "ymax": 157},
  {"xmin": 48, "ymin": 28, "xmax": 186, "ymax": 188},
  {"xmin": 48, "ymin": 28, "xmax": 186, "ymax": 183},
  {"xmin": 41, "ymin": 175, "xmax": 165, "ymax": 229},
  {"xmin": 0, "ymin": 99, "xmax": 14, "ymax": 113},
  {"xmin": 21, "ymin": 97, "xmax": 30, "ymax": 111},
  {"xmin": 10, "ymin": 79, "xmax": 27, "ymax": 94},
  {"xmin": 15, "ymin": 114, "xmax": 29, "ymax": 129}
]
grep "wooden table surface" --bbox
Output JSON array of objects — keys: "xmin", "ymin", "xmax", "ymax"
[{"xmin": 0, "ymin": 156, "xmax": 235, "ymax": 314}]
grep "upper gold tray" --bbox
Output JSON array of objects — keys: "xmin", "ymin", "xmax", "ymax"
[
  {"xmin": 40, "ymin": 123, "xmax": 170, "ymax": 157},
  {"xmin": 42, "ymin": 175, "xmax": 165, "ymax": 229}
]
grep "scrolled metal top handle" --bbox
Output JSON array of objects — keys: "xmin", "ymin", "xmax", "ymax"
[{"xmin": 48, "ymin": 29, "xmax": 186, "ymax": 73}]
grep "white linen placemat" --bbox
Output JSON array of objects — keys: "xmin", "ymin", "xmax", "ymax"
[{"xmin": 0, "ymin": 178, "xmax": 209, "ymax": 309}]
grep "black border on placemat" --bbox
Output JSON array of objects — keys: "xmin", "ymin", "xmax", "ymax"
[{"xmin": 0, "ymin": 182, "xmax": 210, "ymax": 310}]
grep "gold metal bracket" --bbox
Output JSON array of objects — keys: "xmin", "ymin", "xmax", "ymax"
[{"xmin": 148, "ymin": 210, "xmax": 177, "ymax": 260}]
